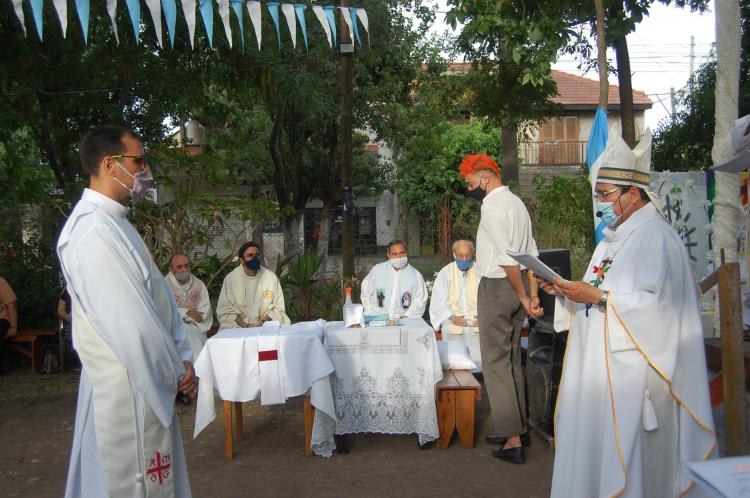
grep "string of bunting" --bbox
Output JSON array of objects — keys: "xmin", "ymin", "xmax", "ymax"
[{"xmin": 10, "ymin": 0, "xmax": 370, "ymax": 51}]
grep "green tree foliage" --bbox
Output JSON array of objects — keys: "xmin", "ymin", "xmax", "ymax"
[
  {"xmin": 652, "ymin": 60, "xmax": 716, "ymax": 172},
  {"xmin": 653, "ymin": 0, "xmax": 750, "ymax": 171}
]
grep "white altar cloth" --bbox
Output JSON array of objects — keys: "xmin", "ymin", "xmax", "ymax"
[
  {"xmin": 311, "ymin": 317, "xmax": 442, "ymax": 456},
  {"xmin": 193, "ymin": 320, "xmax": 336, "ymax": 438}
]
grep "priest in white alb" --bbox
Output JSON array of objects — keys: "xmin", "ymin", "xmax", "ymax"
[
  {"xmin": 58, "ymin": 126, "xmax": 195, "ymax": 497},
  {"xmin": 165, "ymin": 253, "xmax": 213, "ymax": 360},
  {"xmin": 216, "ymin": 241, "xmax": 290, "ymax": 328},
  {"xmin": 361, "ymin": 240, "xmax": 428, "ymax": 318},
  {"xmin": 540, "ymin": 131, "xmax": 716, "ymax": 498},
  {"xmin": 429, "ymin": 239, "xmax": 481, "ymax": 370}
]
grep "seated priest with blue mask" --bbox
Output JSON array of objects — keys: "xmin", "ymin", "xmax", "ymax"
[
  {"xmin": 361, "ymin": 240, "xmax": 428, "ymax": 319},
  {"xmin": 429, "ymin": 239, "xmax": 482, "ymax": 370},
  {"xmin": 217, "ymin": 241, "xmax": 290, "ymax": 329}
]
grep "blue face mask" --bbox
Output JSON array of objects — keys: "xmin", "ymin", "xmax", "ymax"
[
  {"xmin": 244, "ymin": 256, "xmax": 261, "ymax": 271},
  {"xmin": 596, "ymin": 201, "xmax": 619, "ymax": 226},
  {"xmin": 455, "ymin": 258, "xmax": 474, "ymax": 271}
]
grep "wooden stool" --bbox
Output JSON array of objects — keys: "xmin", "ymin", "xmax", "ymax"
[
  {"xmin": 8, "ymin": 328, "xmax": 57, "ymax": 373},
  {"xmin": 435, "ymin": 369, "xmax": 481, "ymax": 449},
  {"xmin": 222, "ymin": 394, "xmax": 315, "ymax": 460}
]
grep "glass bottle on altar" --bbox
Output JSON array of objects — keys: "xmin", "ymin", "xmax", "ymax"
[{"xmin": 343, "ymin": 287, "xmax": 364, "ymax": 328}]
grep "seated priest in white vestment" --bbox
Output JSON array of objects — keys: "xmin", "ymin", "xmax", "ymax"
[
  {"xmin": 57, "ymin": 126, "xmax": 195, "ymax": 497},
  {"xmin": 164, "ymin": 253, "xmax": 213, "ymax": 360},
  {"xmin": 361, "ymin": 240, "xmax": 428, "ymax": 319},
  {"xmin": 429, "ymin": 239, "xmax": 481, "ymax": 370},
  {"xmin": 540, "ymin": 131, "xmax": 716, "ymax": 498},
  {"xmin": 216, "ymin": 241, "xmax": 291, "ymax": 328}
]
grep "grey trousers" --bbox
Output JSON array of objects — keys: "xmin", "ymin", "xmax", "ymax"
[{"xmin": 477, "ymin": 277, "xmax": 527, "ymax": 437}]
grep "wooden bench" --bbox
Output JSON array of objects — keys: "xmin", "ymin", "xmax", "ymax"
[
  {"xmin": 435, "ymin": 369, "xmax": 481, "ymax": 449},
  {"xmin": 222, "ymin": 394, "xmax": 315, "ymax": 460},
  {"xmin": 7, "ymin": 327, "xmax": 58, "ymax": 373}
]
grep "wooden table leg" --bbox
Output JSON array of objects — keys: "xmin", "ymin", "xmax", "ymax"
[
  {"xmin": 437, "ymin": 390, "xmax": 456, "ymax": 449},
  {"xmin": 304, "ymin": 395, "xmax": 315, "ymax": 456},
  {"xmin": 456, "ymin": 390, "xmax": 476, "ymax": 449},
  {"xmin": 223, "ymin": 400, "xmax": 233, "ymax": 460},
  {"xmin": 234, "ymin": 402, "xmax": 244, "ymax": 441}
]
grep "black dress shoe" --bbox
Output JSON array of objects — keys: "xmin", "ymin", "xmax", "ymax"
[
  {"xmin": 485, "ymin": 432, "xmax": 531, "ymax": 447},
  {"xmin": 491, "ymin": 446, "xmax": 524, "ymax": 464}
]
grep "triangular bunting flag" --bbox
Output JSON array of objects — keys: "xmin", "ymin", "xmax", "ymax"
[
  {"xmin": 106, "ymin": 0, "xmax": 119, "ymax": 44},
  {"xmin": 281, "ymin": 3, "xmax": 296, "ymax": 49},
  {"xmin": 323, "ymin": 5, "xmax": 337, "ymax": 47},
  {"xmin": 162, "ymin": 0, "xmax": 178, "ymax": 48},
  {"xmin": 267, "ymin": 2, "xmax": 281, "ymax": 47},
  {"xmin": 30, "ymin": 0, "xmax": 43, "ymax": 40},
  {"xmin": 181, "ymin": 0, "xmax": 197, "ymax": 48},
  {"xmin": 53, "ymin": 0, "xmax": 68, "ymax": 37},
  {"xmin": 294, "ymin": 4, "xmax": 308, "ymax": 52},
  {"xmin": 312, "ymin": 6, "xmax": 330, "ymax": 48},
  {"xmin": 199, "ymin": 0, "xmax": 213, "ymax": 48},
  {"xmin": 247, "ymin": 0, "xmax": 262, "ymax": 49},
  {"xmin": 144, "ymin": 0, "xmax": 163, "ymax": 48},
  {"xmin": 11, "ymin": 0, "xmax": 26, "ymax": 37},
  {"xmin": 125, "ymin": 0, "xmax": 141, "ymax": 43},
  {"xmin": 338, "ymin": 6, "xmax": 354, "ymax": 46},
  {"xmin": 231, "ymin": 0, "xmax": 244, "ymax": 49},
  {"xmin": 75, "ymin": 0, "xmax": 89, "ymax": 44},
  {"xmin": 348, "ymin": 7, "xmax": 360, "ymax": 45},
  {"xmin": 356, "ymin": 8, "xmax": 369, "ymax": 47},
  {"xmin": 217, "ymin": 0, "xmax": 232, "ymax": 48}
]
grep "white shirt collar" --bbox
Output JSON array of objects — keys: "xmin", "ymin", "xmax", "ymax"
[
  {"xmin": 82, "ymin": 188, "xmax": 129, "ymax": 218},
  {"xmin": 482, "ymin": 185, "xmax": 509, "ymax": 203}
]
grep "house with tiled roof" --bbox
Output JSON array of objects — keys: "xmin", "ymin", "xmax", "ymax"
[{"xmin": 445, "ymin": 63, "xmax": 653, "ymax": 187}]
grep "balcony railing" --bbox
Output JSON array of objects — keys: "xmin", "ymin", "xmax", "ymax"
[{"xmin": 519, "ymin": 140, "xmax": 588, "ymax": 167}]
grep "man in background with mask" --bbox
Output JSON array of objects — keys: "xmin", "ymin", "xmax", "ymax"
[
  {"xmin": 429, "ymin": 239, "xmax": 482, "ymax": 371},
  {"xmin": 361, "ymin": 240, "xmax": 428, "ymax": 319},
  {"xmin": 165, "ymin": 253, "xmax": 213, "ymax": 361},
  {"xmin": 459, "ymin": 153, "xmax": 542, "ymax": 465},
  {"xmin": 217, "ymin": 241, "xmax": 290, "ymax": 328},
  {"xmin": 58, "ymin": 125, "xmax": 195, "ymax": 497}
]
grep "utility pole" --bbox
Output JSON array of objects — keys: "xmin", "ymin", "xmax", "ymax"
[
  {"xmin": 339, "ymin": 0, "xmax": 355, "ymax": 280},
  {"xmin": 689, "ymin": 35, "xmax": 695, "ymax": 91},
  {"xmin": 670, "ymin": 87, "xmax": 676, "ymax": 119}
]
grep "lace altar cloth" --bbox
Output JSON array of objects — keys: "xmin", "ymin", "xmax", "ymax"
[{"xmin": 311, "ymin": 317, "xmax": 442, "ymax": 456}]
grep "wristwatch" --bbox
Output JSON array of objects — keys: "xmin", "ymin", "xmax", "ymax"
[{"xmin": 597, "ymin": 290, "xmax": 609, "ymax": 309}]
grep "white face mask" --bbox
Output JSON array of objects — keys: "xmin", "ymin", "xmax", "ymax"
[
  {"xmin": 113, "ymin": 161, "xmax": 154, "ymax": 202},
  {"xmin": 390, "ymin": 256, "xmax": 408, "ymax": 269}
]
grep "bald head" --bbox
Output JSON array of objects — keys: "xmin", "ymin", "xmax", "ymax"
[{"xmin": 169, "ymin": 254, "xmax": 190, "ymax": 272}]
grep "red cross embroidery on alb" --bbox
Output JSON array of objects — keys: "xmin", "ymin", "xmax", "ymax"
[{"xmin": 147, "ymin": 451, "xmax": 171, "ymax": 485}]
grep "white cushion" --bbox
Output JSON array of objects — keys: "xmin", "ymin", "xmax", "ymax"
[{"xmin": 437, "ymin": 340, "xmax": 478, "ymax": 371}]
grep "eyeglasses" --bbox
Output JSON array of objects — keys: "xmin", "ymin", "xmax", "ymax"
[
  {"xmin": 592, "ymin": 187, "xmax": 620, "ymax": 201},
  {"xmin": 110, "ymin": 154, "xmax": 147, "ymax": 166}
]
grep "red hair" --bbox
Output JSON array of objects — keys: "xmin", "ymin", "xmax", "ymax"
[{"xmin": 459, "ymin": 153, "xmax": 500, "ymax": 177}]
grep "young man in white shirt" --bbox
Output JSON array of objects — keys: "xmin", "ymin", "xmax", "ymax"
[{"xmin": 459, "ymin": 153, "xmax": 542, "ymax": 464}]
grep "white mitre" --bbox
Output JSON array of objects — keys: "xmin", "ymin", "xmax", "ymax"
[{"xmin": 593, "ymin": 129, "xmax": 662, "ymax": 209}]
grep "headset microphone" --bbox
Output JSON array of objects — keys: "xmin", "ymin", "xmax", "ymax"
[{"xmin": 595, "ymin": 211, "xmax": 603, "ymax": 218}]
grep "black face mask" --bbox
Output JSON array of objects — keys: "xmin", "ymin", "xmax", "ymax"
[
  {"xmin": 466, "ymin": 177, "xmax": 488, "ymax": 201},
  {"xmin": 244, "ymin": 257, "xmax": 261, "ymax": 271}
]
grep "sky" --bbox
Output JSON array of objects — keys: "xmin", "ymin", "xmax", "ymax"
[{"xmin": 426, "ymin": 2, "xmax": 716, "ymax": 130}]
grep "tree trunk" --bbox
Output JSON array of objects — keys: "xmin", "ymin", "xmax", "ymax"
[
  {"xmin": 501, "ymin": 124, "xmax": 519, "ymax": 186},
  {"xmin": 593, "ymin": 0, "xmax": 608, "ymax": 109},
  {"xmin": 437, "ymin": 196, "xmax": 451, "ymax": 265},
  {"xmin": 316, "ymin": 205, "xmax": 333, "ymax": 274},
  {"xmin": 282, "ymin": 213, "xmax": 303, "ymax": 258},
  {"xmin": 613, "ymin": 31, "xmax": 636, "ymax": 147}
]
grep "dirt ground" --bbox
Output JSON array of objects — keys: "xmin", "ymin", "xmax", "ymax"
[{"xmin": 0, "ymin": 368, "xmax": 554, "ymax": 498}]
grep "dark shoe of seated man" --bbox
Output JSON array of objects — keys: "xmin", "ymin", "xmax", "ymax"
[{"xmin": 485, "ymin": 432, "xmax": 531, "ymax": 447}]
